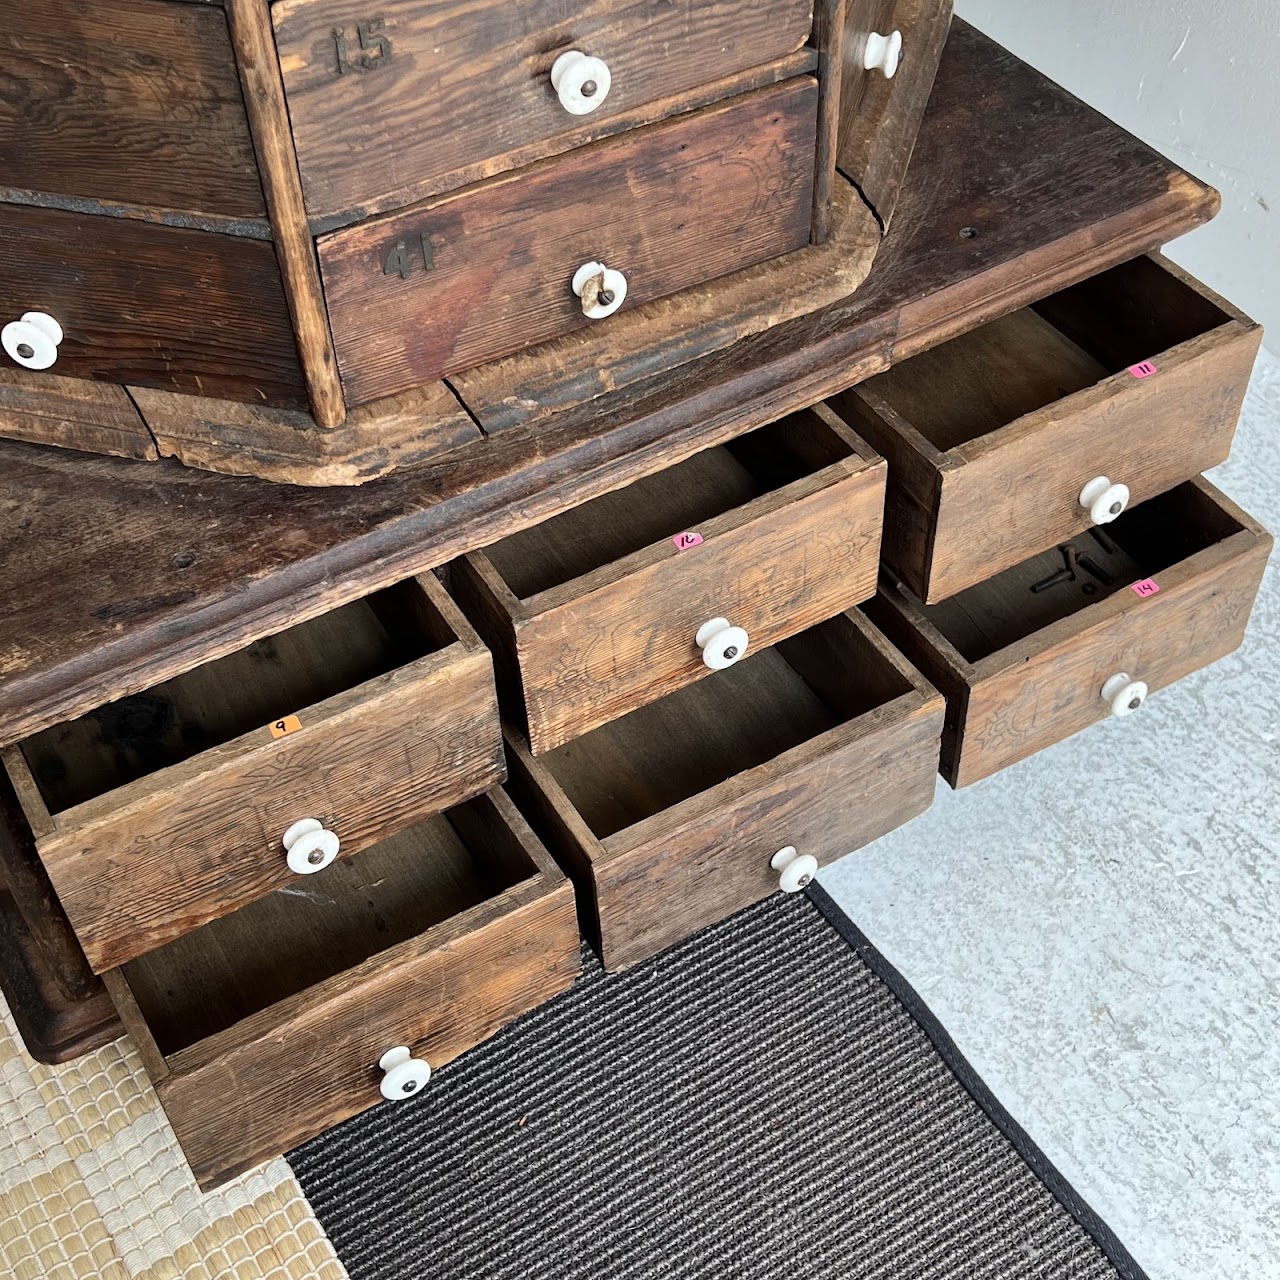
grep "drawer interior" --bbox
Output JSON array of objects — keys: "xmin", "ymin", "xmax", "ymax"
[
  {"xmin": 922, "ymin": 483, "xmax": 1246, "ymax": 661},
  {"xmin": 120, "ymin": 798, "xmax": 536, "ymax": 1058},
  {"xmin": 482, "ymin": 410, "xmax": 862, "ymax": 599},
  {"xmin": 866, "ymin": 257, "xmax": 1237, "ymax": 452},
  {"xmin": 537, "ymin": 615, "xmax": 913, "ymax": 839},
  {"xmin": 20, "ymin": 579, "xmax": 454, "ymax": 814}
]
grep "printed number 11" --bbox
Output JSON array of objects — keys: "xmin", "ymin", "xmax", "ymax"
[{"xmin": 383, "ymin": 232, "xmax": 434, "ymax": 280}]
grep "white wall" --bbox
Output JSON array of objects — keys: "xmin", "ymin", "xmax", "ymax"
[{"xmin": 957, "ymin": 0, "xmax": 1280, "ymax": 348}]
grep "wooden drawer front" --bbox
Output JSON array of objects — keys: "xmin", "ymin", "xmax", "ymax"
[
  {"xmin": 454, "ymin": 408, "xmax": 886, "ymax": 753},
  {"xmin": 105, "ymin": 789, "xmax": 580, "ymax": 1189},
  {"xmin": 869, "ymin": 480, "xmax": 1272, "ymax": 789},
  {"xmin": 831, "ymin": 255, "xmax": 1262, "ymax": 604},
  {"xmin": 319, "ymin": 79, "xmax": 819, "ymax": 407},
  {"xmin": 4, "ymin": 575, "xmax": 504, "ymax": 972},
  {"xmin": 506, "ymin": 610, "xmax": 944, "ymax": 971},
  {"xmin": 0, "ymin": 205, "xmax": 306, "ymax": 407},
  {"xmin": 1, "ymin": 0, "xmax": 264, "ymax": 220},
  {"xmin": 273, "ymin": 0, "xmax": 816, "ymax": 227}
]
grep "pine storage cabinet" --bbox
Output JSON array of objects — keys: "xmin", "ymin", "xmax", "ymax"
[
  {"xmin": 104, "ymin": 788, "xmax": 580, "ymax": 1189},
  {"xmin": 2, "ymin": 574, "xmax": 504, "ymax": 971},
  {"xmin": 869, "ymin": 479, "xmax": 1273, "ymax": 788},
  {"xmin": 832, "ymin": 256, "xmax": 1262, "ymax": 603}
]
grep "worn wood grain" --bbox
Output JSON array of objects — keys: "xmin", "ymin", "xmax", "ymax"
[
  {"xmin": 0, "ymin": 203, "xmax": 306, "ymax": 407},
  {"xmin": 838, "ymin": 0, "xmax": 953, "ymax": 230},
  {"xmin": 131, "ymin": 381, "xmax": 479, "ymax": 485},
  {"xmin": 273, "ymin": 0, "xmax": 814, "ymax": 226},
  {"xmin": 870, "ymin": 480, "xmax": 1272, "ymax": 788},
  {"xmin": 111, "ymin": 789, "xmax": 578, "ymax": 1189},
  {"xmin": 0, "ymin": 0, "xmax": 265, "ymax": 220},
  {"xmin": 320, "ymin": 79, "xmax": 818, "ymax": 406},
  {"xmin": 0, "ymin": 25, "xmax": 1224, "ymax": 746},
  {"xmin": 0, "ymin": 370, "xmax": 156, "ymax": 462},
  {"xmin": 839, "ymin": 253, "xmax": 1260, "ymax": 601},
  {"xmin": 506, "ymin": 610, "xmax": 943, "ymax": 970},
  {"xmin": 460, "ymin": 409, "xmax": 886, "ymax": 751},
  {"xmin": 15, "ymin": 575, "xmax": 504, "ymax": 971},
  {"xmin": 812, "ymin": 0, "xmax": 850, "ymax": 243},
  {"xmin": 225, "ymin": 0, "xmax": 346, "ymax": 428}
]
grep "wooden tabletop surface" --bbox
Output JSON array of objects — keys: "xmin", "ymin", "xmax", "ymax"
[{"xmin": 0, "ymin": 22, "xmax": 1220, "ymax": 744}]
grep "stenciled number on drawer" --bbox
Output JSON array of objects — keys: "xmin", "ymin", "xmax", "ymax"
[
  {"xmin": 333, "ymin": 17, "xmax": 392, "ymax": 75},
  {"xmin": 269, "ymin": 715, "xmax": 303, "ymax": 739},
  {"xmin": 383, "ymin": 232, "xmax": 434, "ymax": 280}
]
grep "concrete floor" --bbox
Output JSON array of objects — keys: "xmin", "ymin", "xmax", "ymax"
[{"xmin": 821, "ymin": 348, "xmax": 1280, "ymax": 1280}]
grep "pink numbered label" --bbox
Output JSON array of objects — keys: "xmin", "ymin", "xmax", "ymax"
[
  {"xmin": 673, "ymin": 531, "xmax": 704, "ymax": 551},
  {"xmin": 1131, "ymin": 578, "xmax": 1161, "ymax": 599},
  {"xmin": 1129, "ymin": 360, "xmax": 1159, "ymax": 379}
]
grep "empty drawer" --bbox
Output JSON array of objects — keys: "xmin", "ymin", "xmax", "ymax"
[
  {"xmin": 832, "ymin": 255, "xmax": 1261, "ymax": 602},
  {"xmin": 105, "ymin": 788, "xmax": 579, "ymax": 1189},
  {"xmin": 868, "ymin": 479, "xmax": 1272, "ymax": 788},
  {"xmin": 452, "ymin": 406, "xmax": 887, "ymax": 752},
  {"xmin": 3, "ymin": 573, "xmax": 504, "ymax": 971},
  {"xmin": 506, "ymin": 609, "xmax": 944, "ymax": 970}
]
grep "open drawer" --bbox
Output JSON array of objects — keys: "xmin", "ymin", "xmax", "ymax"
[
  {"xmin": 451, "ymin": 406, "xmax": 887, "ymax": 753},
  {"xmin": 2, "ymin": 573, "xmax": 504, "ymax": 972},
  {"xmin": 831, "ymin": 255, "xmax": 1262, "ymax": 603},
  {"xmin": 104, "ymin": 788, "xmax": 579, "ymax": 1189},
  {"xmin": 506, "ymin": 610, "xmax": 944, "ymax": 971},
  {"xmin": 868, "ymin": 479, "xmax": 1272, "ymax": 788}
]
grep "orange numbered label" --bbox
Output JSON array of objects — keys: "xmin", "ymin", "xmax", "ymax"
[{"xmin": 269, "ymin": 715, "xmax": 303, "ymax": 739}]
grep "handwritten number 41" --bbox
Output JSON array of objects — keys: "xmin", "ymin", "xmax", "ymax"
[{"xmin": 383, "ymin": 232, "xmax": 434, "ymax": 280}]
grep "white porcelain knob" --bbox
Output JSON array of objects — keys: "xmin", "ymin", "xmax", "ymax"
[
  {"xmin": 551, "ymin": 50, "xmax": 612, "ymax": 115},
  {"xmin": 378, "ymin": 1046, "xmax": 431, "ymax": 1100},
  {"xmin": 282, "ymin": 817, "xmax": 340, "ymax": 875},
  {"xmin": 695, "ymin": 617, "xmax": 750, "ymax": 671},
  {"xmin": 571, "ymin": 261, "xmax": 627, "ymax": 319},
  {"xmin": 1101, "ymin": 672, "xmax": 1148, "ymax": 718},
  {"xmin": 2, "ymin": 312, "xmax": 63, "ymax": 370},
  {"xmin": 1079, "ymin": 476, "xmax": 1131, "ymax": 526},
  {"xmin": 771, "ymin": 846, "xmax": 818, "ymax": 894},
  {"xmin": 864, "ymin": 31, "xmax": 903, "ymax": 78}
]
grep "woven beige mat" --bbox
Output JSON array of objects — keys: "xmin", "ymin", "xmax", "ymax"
[{"xmin": 0, "ymin": 997, "xmax": 347, "ymax": 1280}]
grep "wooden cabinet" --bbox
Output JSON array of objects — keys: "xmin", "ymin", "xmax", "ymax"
[
  {"xmin": 3, "ymin": 574, "xmax": 503, "ymax": 971},
  {"xmin": 105, "ymin": 788, "xmax": 579, "ymax": 1189},
  {"xmin": 453, "ymin": 406, "xmax": 886, "ymax": 752},
  {"xmin": 831, "ymin": 256, "xmax": 1262, "ymax": 602},
  {"xmin": 506, "ymin": 610, "xmax": 944, "ymax": 970},
  {"xmin": 868, "ymin": 480, "xmax": 1272, "ymax": 788}
]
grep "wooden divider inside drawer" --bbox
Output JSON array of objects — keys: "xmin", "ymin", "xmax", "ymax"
[
  {"xmin": 452, "ymin": 406, "xmax": 887, "ymax": 753},
  {"xmin": 505, "ymin": 609, "xmax": 944, "ymax": 971},
  {"xmin": 104, "ymin": 788, "xmax": 579, "ymax": 1190},
  {"xmin": 3, "ymin": 573, "xmax": 503, "ymax": 972},
  {"xmin": 868, "ymin": 479, "xmax": 1272, "ymax": 788},
  {"xmin": 832, "ymin": 255, "xmax": 1261, "ymax": 603}
]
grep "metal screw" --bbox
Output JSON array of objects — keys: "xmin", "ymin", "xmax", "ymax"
[
  {"xmin": 581, "ymin": 79, "xmax": 598, "ymax": 97},
  {"xmin": 723, "ymin": 645, "xmax": 739, "ymax": 660},
  {"xmin": 403, "ymin": 1081, "xmax": 417, "ymax": 1094},
  {"xmin": 598, "ymin": 288, "xmax": 615, "ymax": 306},
  {"xmin": 1110, "ymin": 501, "xmax": 1124, "ymax": 516},
  {"xmin": 1129, "ymin": 696, "xmax": 1143, "ymax": 711},
  {"xmin": 308, "ymin": 848, "xmax": 325, "ymax": 865},
  {"xmin": 16, "ymin": 343, "xmax": 33, "ymax": 360}
]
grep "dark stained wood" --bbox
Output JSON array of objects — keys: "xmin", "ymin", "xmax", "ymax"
[
  {"xmin": 225, "ymin": 0, "xmax": 347, "ymax": 428},
  {"xmin": 0, "ymin": 25, "xmax": 1225, "ymax": 747},
  {"xmin": 0, "ymin": 203, "xmax": 307, "ymax": 407},
  {"xmin": 0, "ymin": 370, "xmax": 157, "ymax": 462},
  {"xmin": 273, "ymin": 0, "xmax": 815, "ymax": 227},
  {"xmin": 9, "ymin": 574, "xmax": 504, "ymax": 971},
  {"xmin": 833, "ymin": 253, "xmax": 1262, "ymax": 601},
  {"xmin": 868, "ymin": 480, "xmax": 1273, "ymax": 788},
  {"xmin": 812, "ymin": 0, "xmax": 850, "ymax": 243},
  {"xmin": 505, "ymin": 610, "xmax": 944, "ymax": 970},
  {"xmin": 110, "ymin": 789, "xmax": 579, "ymax": 1189},
  {"xmin": 448, "ymin": 179, "xmax": 879, "ymax": 435},
  {"xmin": 320, "ymin": 79, "xmax": 819, "ymax": 406},
  {"xmin": 457, "ymin": 407, "xmax": 887, "ymax": 751},
  {"xmin": 131, "ymin": 381, "xmax": 479, "ymax": 486},
  {"xmin": 839, "ymin": 0, "xmax": 953, "ymax": 230},
  {"xmin": 0, "ymin": 0, "xmax": 265, "ymax": 220}
]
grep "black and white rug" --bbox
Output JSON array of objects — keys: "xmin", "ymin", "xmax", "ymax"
[{"xmin": 289, "ymin": 888, "xmax": 1148, "ymax": 1280}]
